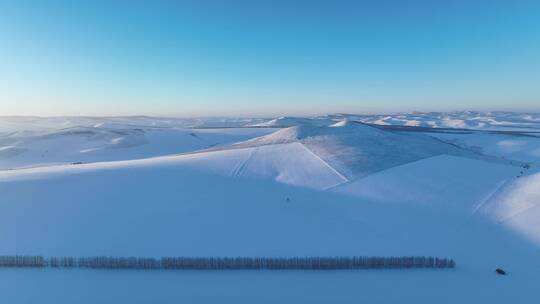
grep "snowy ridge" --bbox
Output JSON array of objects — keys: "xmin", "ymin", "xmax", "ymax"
[
  {"xmin": 1, "ymin": 116, "xmax": 523, "ymax": 189},
  {"xmin": 342, "ymin": 111, "xmax": 540, "ymax": 131},
  {"xmin": 0, "ymin": 124, "xmax": 276, "ymax": 170},
  {"xmin": 248, "ymin": 112, "xmax": 540, "ymax": 131},
  {"xmin": 0, "ymin": 142, "xmax": 347, "ymax": 190},
  {"xmin": 224, "ymin": 121, "xmax": 495, "ymax": 180},
  {"xmin": 248, "ymin": 116, "xmax": 335, "ymax": 128}
]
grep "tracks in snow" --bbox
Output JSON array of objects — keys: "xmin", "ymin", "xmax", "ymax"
[
  {"xmin": 231, "ymin": 147, "xmax": 257, "ymax": 177},
  {"xmin": 296, "ymin": 143, "xmax": 349, "ymax": 186}
]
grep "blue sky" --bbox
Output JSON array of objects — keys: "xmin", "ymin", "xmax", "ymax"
[{"xmin": 1, "ymin": 0, "xmax": 539, "ymax": 117}]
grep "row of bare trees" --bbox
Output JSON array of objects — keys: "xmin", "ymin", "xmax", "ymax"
[
  {"xmin": 161, "ymin": 256, "xmax": 455, "ymax": 269},
  {"xmin": 0, "ymin": 255, "xmax": 455, "ymax": 270},
  {"xmin": 0, "ymin": 256, "xmax": 45, "ymax": 267}
]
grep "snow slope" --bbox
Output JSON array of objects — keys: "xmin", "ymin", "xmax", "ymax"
[
  {"xmin": 229, "ymin": 121, "xmax": 504, "ymax": 180},
  {"xmin": 479, "ymin": 171, "xmax": 540, "ymax": 246},
  {"xmin": 0, "ymin": 150, "xmax": 539, "ymax": 303},
  {"xmin": 2, "ymin": 114, "xmax": 540, "ymax": 303},
  {"xmin": 250, "ymin": 112, "xmax": 540, "ymax": 131},
  {"xmin": 351, "ymin": 111, "xmax": 540, "ymax": 131},
  {"xmin": 428, "ymin": 132, "xmax": 540, "ymax": 163},
  {"xmin": 0, "ymin": 142, "xmax": 346, "ymax": 190},
  {"xmin": 0, "ymin": 116, "xmax": 269, "ymax": 131},
  {"xmin": 0, "ymin": 126, "xmax": 275, "ymax": 170},
  {"xmin": 334, "ymin": 155, "xmax": 520, "ymax": 214},
  {"xmin": 248, "ymin": 116, "xmax": 335, "ymax": 127}
]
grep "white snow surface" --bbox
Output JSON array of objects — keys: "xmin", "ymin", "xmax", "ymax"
[
  {"xmin": 1, "ymin": 113, "xmax": 540, "ymax": 303},
  {"xmin": 249, "ymin": 116, "xmax": 335, "ymax": 127},
  {"xmin": 479, "ymin": 171, "xmax": 540, "ymax": 246},
  {"xmin": 334, "ymin": 155, "xmax": 519, "ymax": 213},
  {"xmin": 349, "ymin": 111, "xmax": 540, "ymax": 131},
  {"xmin": 248, "ymin": 111, "xmax": 540, "ymax": 131},
  {"xmin": 229, "ymin": 121, "xmax": 504, "ymax": 180},
  {"xmin": 429, "ymin": 132, "xmax": 540, "ymax": 163},
  {"xmin": 0, "ymin": 121, "xmax": 276, "ymax": 170}
]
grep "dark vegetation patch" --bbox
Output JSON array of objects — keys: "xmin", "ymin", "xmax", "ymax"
[{"xmin": 0, "ymin": 255, "xmax": 455, "ymax": 270}]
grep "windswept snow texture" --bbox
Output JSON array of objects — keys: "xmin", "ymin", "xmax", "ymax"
[
  {"xmin": 0, "ymin": 142, "xmax": 346, "ymax": 190},
  {"xmin": 427, "ymin": 132, "xmax": 540, "ymax": 163},
  {"xmin": 479, "ymin": 171, "xmax": 540, "ymax": 246},
  {"xmin": 1, "ymin": 113, "xmax": 540, "ymax": 303},
  {"xmin": 248, "ymin": 116, "xmax": 335, "ymax": 127},
  {"xmin": 0, "ymin": 116, "xmax": 269, "ymax": 131},
  {"xmin": 0, "ymin": 118, "xmax": 276, "ymax": 169},
  {"xmin": 349, "ymin": 111, "xmax": 540, "ymax": 131},
  {"xmin": 228, "ymin": 121, "xmax": 501, "ymax": 180},
  {"xmin": 247, "ymin": 112, "xmax": 540, "ymax": 131},
  {"xmin": 334, "ymin": 155, "xmax": 519, "ymax": 213},
  {"xmin": 1, "ymin": 144, "xmax": 540, "ymax": 303}
]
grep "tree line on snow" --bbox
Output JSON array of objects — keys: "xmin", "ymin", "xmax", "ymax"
[{"xmin": 0, "ymin": 255, "xmax": 455, "ymax": 270}]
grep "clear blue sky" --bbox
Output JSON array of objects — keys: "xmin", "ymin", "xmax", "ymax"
[{"xmin": 1, "ymin": 0, "xmax": 539, "ymax": 117}]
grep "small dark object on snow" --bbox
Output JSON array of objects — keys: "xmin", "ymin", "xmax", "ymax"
[
  {"xmin": 495, "ymin": 268, "xmax": 506, "ymax": 275},
  {"xmin": 72, "ymin": 162, "xmax": 84, "ymax": 165}
]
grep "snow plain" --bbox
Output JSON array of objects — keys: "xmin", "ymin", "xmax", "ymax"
[{"xmin": 1, "ymin": 112, "xmax": 540, "ymax": 303}]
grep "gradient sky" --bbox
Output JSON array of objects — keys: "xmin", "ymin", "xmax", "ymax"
[{"xmin": 1, "ymin": 0, "xmax": 539, "ymax": 117}]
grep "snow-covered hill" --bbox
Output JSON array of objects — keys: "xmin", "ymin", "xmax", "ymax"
[
  {"xmin": 248, "ymin": 116, "xmax": 335, "ymax": 127},
  {"xmin": 1, "ymin": 113, "xmax": 540, "ymax": 303},
  {"xmin": 479, "ymin": 170, "xmax": 540, "ymax": 246},
  {"xmin": 226, "ymin": 120, "xmax": 512, "ymax": 180},
  {"xmin": 335, "ymin": 111, "xmax": 540, "ymax": 131},
  {"xmin": 0, "ymin": 122, "xmax": 275, "ymax": 170},
  {"xmin": 334, "ymin": 155, "xmax": 520, "ymax": 213},
  {"xmin": 248, "ymin": 112, "xmax": 540, "ymax": 131},
  {"xmin": 1, "ymin": 143, "xmax": 540, "ymax": 303}
]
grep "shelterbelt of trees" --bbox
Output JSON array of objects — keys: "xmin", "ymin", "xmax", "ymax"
[{"xmin": 0, "ymin": 255, "xmax": 455, "ymax": 270}]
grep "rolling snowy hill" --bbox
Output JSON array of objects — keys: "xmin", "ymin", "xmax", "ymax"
[
  {"xmin": 226, "ymin": 120, "xmax": 514, "ymax": 180},
  {"xmin": 0, "ymin": 122, "xmax": 275, "ymax": 170},
  {"xmin": 1, "ymin": 113, "xmax": 540, "ymax": 303},
  {"xmin": 479, "ymin": 171, "xmax": 540, "ymax": 246}
]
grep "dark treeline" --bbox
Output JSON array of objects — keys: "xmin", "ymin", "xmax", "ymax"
[
  {"xmin": 0, "ymin": 255, "xmax": 455, "ymax": 270},
  {"xmin": 160, "ymin": 256, "xmax": 455, "ymax": 270},
  {"xmin": 0, "ymin": 256, "xmax": 45, "ymax": 267}
]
